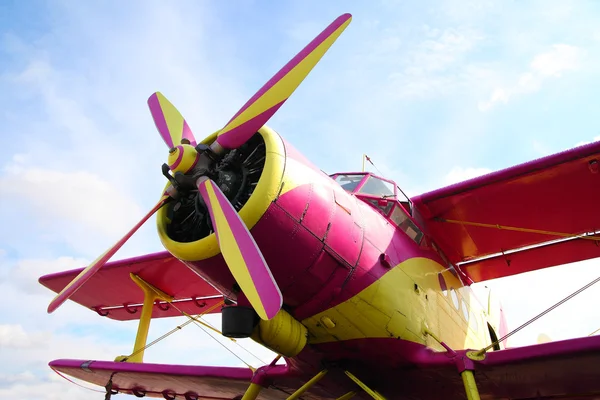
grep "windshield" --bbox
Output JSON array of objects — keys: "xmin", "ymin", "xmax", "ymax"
[
  {"xmin": 358, "ymin": 176, "xmax": 395, "ymax": 197},
  {"xmin": 334, "ymin": 174, "xmax": 365, "ymax": 192}
]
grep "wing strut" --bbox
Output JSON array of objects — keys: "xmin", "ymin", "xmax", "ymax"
[
  {"xmin": 424, "ymin": 330, "xmax": 482, "ymax": 400},
  {"xmin": 112, "ymin": 273, "xmax": 224, "ymax": 364}
]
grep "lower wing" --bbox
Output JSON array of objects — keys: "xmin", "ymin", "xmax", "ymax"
[
  {"xmin": 398, "ymin": 335, "xmax": 600, "ymax": 399},
  {"xmin": 50, "ymin": 359, "xmax": 331, "ymax": 400}
]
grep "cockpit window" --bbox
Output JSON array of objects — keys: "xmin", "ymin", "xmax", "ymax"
[
  {"xmin": 334, "ymin": 174, "xmax": 365, "ymax": 192},
  {"xmin": 358, "ymin": 176, "xmax": 395, "ymax": 197},
  {"xmin": 390, "ymin": 203, "xmax": 424, "ymax": 244},
  {"xmin": 364, "ymin": 198, "xmax": 394, "ymax": 215}
]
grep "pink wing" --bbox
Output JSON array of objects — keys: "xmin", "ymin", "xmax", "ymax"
[
  {"xmin": 411, "ymin": 140, "xmax": 600, "ymax": 282},
  {"xmin": 50, "ymin": 359, "xmax": 333, "ymax": 400},
  {"xmin": 392, "ymin": 335, "xmax": 600, "ymax": 399},
  {"xmin": 39, "ymin": 251, "xmax": 223, "ymax": 320}
]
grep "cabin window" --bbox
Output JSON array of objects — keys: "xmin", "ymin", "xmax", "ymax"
[
  {"xmin": 471, "ymin": 312, "xmax": 479, "ymax": 332},
  {"xmin": 450, "ymin": 289, "xmax": 459, "ymax": 309},
  {"xmin": 334, "ymin": 174, "xmax": 364, "ymax": 192},
  {"xmin": 461, "ymin": 300, "xmax": 469, "ymax": 321},
  {"xmin": 358, "ymin": 176, "xmax": 395, "ymax": 197}
]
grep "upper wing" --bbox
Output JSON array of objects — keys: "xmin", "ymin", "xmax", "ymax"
[
  {"xmin": 411, "ymin": 140, "xmax": 600, "ymax": 282},
  {"xmin": 39, "ymin": 251, "xmax": 224, "ymax": 320}
]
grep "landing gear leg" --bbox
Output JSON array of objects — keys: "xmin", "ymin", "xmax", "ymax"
[
  {"xmin": 460, "ymin": 370, "xmax": 481, "ymax": 400},
  {"xmin": 241, "ymin": 383, "xmax": 263, "ymax": 400},
  {"xmin": 286, "ymin": 370, "xmax": 329, "ymax": 400}
]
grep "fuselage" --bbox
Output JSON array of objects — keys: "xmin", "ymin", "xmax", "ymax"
[{"xmin": 156, "ymin": 126, "xmax": 508, "ymax": 387}]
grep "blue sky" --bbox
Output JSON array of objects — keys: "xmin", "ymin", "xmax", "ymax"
[{"xmin": 2, "ymin": 0, "xmax": 600, "ymax": 398}]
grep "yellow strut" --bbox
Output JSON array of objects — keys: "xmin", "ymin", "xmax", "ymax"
[
  {"xmin": 344, "ymin": 371, "xmax": 386, "ymax": 400},
  {"xmin": 439, "ymin": 218, "xmax": 600, "ymax": 242},
  {"xmin": 241, "ymin": 383, "xmax": 263, "ymax": 400},
  {"xmin": 115, "ymin": 273, "xmax": 173, "ymax": 363},
  {"xmin": 461, "ymin": 370, "xmax": 481, "ymax": 400},
  {"xmin": 336, "ymin": 391, "xmax": 357, "ymax": 400},
  {"xmin": 287, "ymin": 369, "xmax": 328, "ymax": 400}
]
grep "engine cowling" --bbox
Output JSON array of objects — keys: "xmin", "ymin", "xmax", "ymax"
[{"xmin": 156, "ymin": 125, "xmax": 362, "ymax": 327}]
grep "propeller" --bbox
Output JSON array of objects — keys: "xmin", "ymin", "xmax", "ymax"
[
  {"xmin": 212, "ymin": 13, "xmax": 352, "ymax": 152},
  {"xmin": 197, "ymin": 177, "xmax": 281, "ymax": 320},
  {"xmin": 47, "ymin": 195, "xmax": 171, "ymax": 313},
  {"xmin": 47, "ymin": 13, "xmax": 352, "ymax": 318},
  {"xmin": 148, "ymin": 92, "xmax": 197, "ymax": 148}
]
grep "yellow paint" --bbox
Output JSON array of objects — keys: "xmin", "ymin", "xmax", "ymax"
[
  {"xmin": 156, "ymin": 92, "xmax": 186, "ymax": 146},
  {"xmin": 344, "ymin": 371, "xmax": 385, "ymax": 400},
  {"xmin": 251, "ymin": 309, "xmax": 307, "ymax": 357},
  {"xmin": 286, "ymin": 370, "xmax": 328, "ymax": 400},
  {"xmin": 118, "ymin": 274, "xmax": 173, "ymax": 363},
  {"xmin": 302, "ymin": 257, "xmax": 492, "ymax": 352},
  {"xmin": 320, "ymin": 316, "xmax": 336, "ymax": 329},
  {"xmin": 156, "ymin": 126, "xmax": 285, "ymax": 261},
  {"xmin": 157, "ymin": 125, "xmax": 335, "ymax": 263},
  {"xmin": 461, "ymin": 370, "xmax": 481, "ymax": 400},
  {"xmin": 202, "ymin": 180, "xmax": 267, "ymax": 320},
  {"xmin": 241, "ymin": 383, "xmax": 263, "ymax": 400},
  {"xmin": 218, "ymin": 18, "xmax": 351, "ymax": 138},
  {"xmin": 337, "ymin": 392, "xmax": 357, "ymax": 400},
  {"xmin": 167, "ymin": 144, "xmax": 198, "ymax": 174}
]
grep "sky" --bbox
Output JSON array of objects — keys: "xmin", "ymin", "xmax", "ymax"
[{"xmin": 2, "ymin": 0, "xmax": 600, "ymax": 398}]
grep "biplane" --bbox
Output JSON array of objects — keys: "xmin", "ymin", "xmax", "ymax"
[{"xmin": 39, "ymin": 12, "xmax": 600, "ymax": 400}]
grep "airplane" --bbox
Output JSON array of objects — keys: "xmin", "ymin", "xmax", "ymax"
[{"xmin": 38, "ymin": 12, "xmax": 600, "ymax": 400}]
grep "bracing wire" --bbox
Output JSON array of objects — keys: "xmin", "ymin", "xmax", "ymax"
[{"xmin": 478, "ymin": 275, "xmax": 600, "ymax": 355}]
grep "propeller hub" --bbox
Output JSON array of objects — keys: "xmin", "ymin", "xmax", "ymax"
[{"xmin": 168, "ymin": 144, "xmax": 199, "ymax": 174}]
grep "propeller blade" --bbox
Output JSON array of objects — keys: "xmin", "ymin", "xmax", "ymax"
[
  {"xmin": 197, "ymin": 177, "xmax": 282, "ymax": 320},
  {"xmin": 214, "ymin": 13, "xmax": 352, "ymax": 150},
  {"xmin": 148, "ymin": 92, "xmax": 197, "ymax": 148},
  {"xmin": 47, "ymin": 196, "xmax": 171, "ymax": 314}
]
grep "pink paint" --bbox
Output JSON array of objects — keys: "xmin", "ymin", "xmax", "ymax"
[
  {"xmin": 50, "ymin": 359, "xmax": 254, "ymax": 399},
  {"xmin": 50, "ymin": 334, "xmax": 600, "ymax": 399},
  {"xmin": 182, "ymin": 119, "xmax": 197, "ymax": 146},
  {"xmin": 168, "ymin": 145, "xmax": 184, "ymax": 170},
  {"xmin": 412, "ymin": 138, "xmax": 600, "ymax": 283},
  {"xmin": 47, "ymin": 197, "xmax": 170, "ymax": 314},
  {"xmin": 198, "ymin": 179, "xmax": 282, "ymax": 319},
  {"xmin": 216, "ymin": 101, "xmax": 285, "ymax": 150},
  {"xmin": 147, "ymin": 93, "xmax": 174, "ymax": 149}
]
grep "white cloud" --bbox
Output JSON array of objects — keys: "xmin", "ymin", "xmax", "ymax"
[
  {"xmin": 3, "ymin": 256, "xmax": 88, "ymax": 295},
  {"xmin": 479, "ymin": 44, "xmax": 585, "ymax": 111},
  {"xmin": 0, "ymin": 163, "xmax": 143, "ymax": 239},
  {"xmin": 0, "ymin": 325, "xmax": 46, "ymax": 349},
  {"xmin": 388, "ymin": 26, "xmax": 485, "ymax": 99}
]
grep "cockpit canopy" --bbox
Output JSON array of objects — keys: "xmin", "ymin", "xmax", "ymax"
[
  {"xmin": 330, "ymin": 172, "xmax": 422, "ymax": 244},
  {"xmin": 333, "ymin": 173, "xmax": 396, "ymax": 198}
]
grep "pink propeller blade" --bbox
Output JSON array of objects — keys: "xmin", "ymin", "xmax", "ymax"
[
  {"xmin": 148, "ymin": 92, "xmax": 197, "ymax": 149},
  {"xmin": 214, "ymin": 13, "xmax": 352, "ymax": 150},
  {"xmin": 47, "ymin": 196, "xmax": 170, "ymax": 313},
  {"xmin": 197, "ymin": 177, "xmax": 282, "ymax": 320}
]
